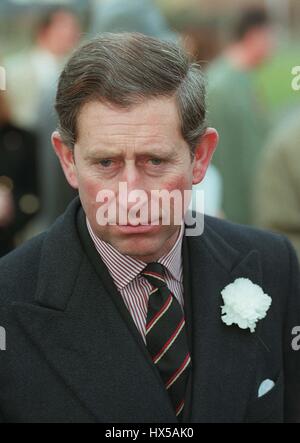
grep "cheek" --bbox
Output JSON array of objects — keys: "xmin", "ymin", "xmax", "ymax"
[
  {"xmin": 166, "ymin": 159, "xmax": 194, "ymax": 192},
  {"xmin": 166, "ymin": 170, "xmax": 194, "ymax": 209},
  {"xmin": 79, "ymin": 176, "xmax": 100, "ymax": 200},
  {"xmin": 159, "ymin": 175, "xmax": 192, "ymax": 215},
  {"xmin": 161, "ymin": 174, "xmax": 192, "ymax": 193},
  {"xmin": 77, "ymin": 175, "xmax": 106, "ymax": 219}
]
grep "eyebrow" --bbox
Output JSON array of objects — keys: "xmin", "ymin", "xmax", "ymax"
[{"xmin": 85, "ymin": 145, "xmax": 175, "ymax": 160}]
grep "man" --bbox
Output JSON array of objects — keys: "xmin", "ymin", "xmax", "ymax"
[
  {"xmin": 4, "ymin": 8, "xmax": 81, "ymax": 235},
  {"xmin": 254, "ymin": 108, "xmax": 300, "ymax": 262},
  {"xmin": 0, "ymin": 33, "xmax": 299, "ymax": 423},
  {"xmin": 89, "ymin": 0, "xmax": 177, "ymax": 42},
  {"xmin": 207, "ymin": 8, "xmax": 274, "ymax": 225},
  {"xmin": 4, "ymin": 6, "xmax": 81, "ymax": 130}
]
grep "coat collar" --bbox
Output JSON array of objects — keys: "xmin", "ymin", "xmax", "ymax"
[
  {"xmin": 13, "ymin": 198, "xmax": 264, "ymax": 422},
  {"xmin": 86, "ymin": 217, "xmax": 184, "ymax": 290},
  {"xmin": 33, "ymin": 200, "xmax": 262, "ymax": 312}
]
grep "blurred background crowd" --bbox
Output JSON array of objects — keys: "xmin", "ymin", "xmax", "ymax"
[{"xmin": 0, "ymin": 0, "xmax": 300, "ymax": 261}]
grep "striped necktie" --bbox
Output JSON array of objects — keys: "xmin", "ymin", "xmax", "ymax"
[{"xmin": 141, "ymin": 262, "xmax": 191, "ymax": 419}]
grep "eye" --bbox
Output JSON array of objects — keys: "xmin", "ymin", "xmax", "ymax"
[
  {"xmin": 99, "ymin": 159, "xmax": 113, "ymax": 168},
  {"xmin": 149, "ymin": 158, "xmax": 163, "ymax": 166}
]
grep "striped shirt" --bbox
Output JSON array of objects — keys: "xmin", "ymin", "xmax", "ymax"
[{"xmin": 86, "ymin": 219, "xmax": 185, "ymax": 342}]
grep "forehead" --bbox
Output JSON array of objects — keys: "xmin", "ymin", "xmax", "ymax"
[{"xmin": 76, "ymin": 97, "xmax": 184, "ymax": 151}]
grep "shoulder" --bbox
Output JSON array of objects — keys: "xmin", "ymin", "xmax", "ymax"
[
  {"xmin": 0, "ymin": 198, "xmax": 83, "ymax": 308},
  {"xmin": 207, "ymin": 58, "xmax": 238, "ymax": 91},
  {"xmin": 201, "ymin": 216, "xmax": 300, "ymax": 315},
  {"xmin": 204, "ymin": 215, "xmax": 293, "ymax": 266}
]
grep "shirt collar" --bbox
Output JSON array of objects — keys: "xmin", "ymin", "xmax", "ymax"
[{"xmin": 86, "ymin": 219, "xmax": 184, "ymax": 291}]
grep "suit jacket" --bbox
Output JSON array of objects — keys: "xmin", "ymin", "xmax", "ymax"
[{"xmin": 0, "ymin": 197, "xmax": 299, "ymax": 423}]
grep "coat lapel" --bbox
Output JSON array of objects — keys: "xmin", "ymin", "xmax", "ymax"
[
  {"xmin": 186, "ymin": 219, "xmax": 263, "ymax": 423},
  {"xmin": 12, "ymin": 199, "xmax": 176, "ymax": 423}
]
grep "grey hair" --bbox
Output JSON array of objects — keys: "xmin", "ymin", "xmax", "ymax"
[{"xmin": 55, "ymin": 32, "xmax": 207, "ymax": 155}]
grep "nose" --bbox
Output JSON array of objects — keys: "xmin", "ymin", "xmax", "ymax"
[
  {"xmin": 120, "ymin": 161, "xmax": 143, "ymax": 193},
  {"xmin": 118, "ymin": 161, "xmax": 149, "ymax": 220}
]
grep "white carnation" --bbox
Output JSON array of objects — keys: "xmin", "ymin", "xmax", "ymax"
[{"xmin": 221, "ymin": 278, "xmax": 272, "ymax": 333}]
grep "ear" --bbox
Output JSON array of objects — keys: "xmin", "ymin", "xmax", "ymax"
[
  {"xmin": 192, "ymin": 128, "xmax": 219, "ymax": 185},
  {"xmin": 51, "ymin": 131, "xmax": 79, "ymax": 189}
]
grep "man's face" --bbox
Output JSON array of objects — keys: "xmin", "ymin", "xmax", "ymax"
[
  {"xmin": 43, "ymin": 12, "xmax": 81, "ymax": 57},
  {"xmin": 246, "ymin": 25, "xmax": 275, "ymax": 66},
  {"xmin": 53, "ymin": 97, "xmax": 217, "ymax": 262}
]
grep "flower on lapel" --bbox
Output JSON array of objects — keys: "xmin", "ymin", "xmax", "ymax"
[{"xmin": 221, "ymin": 278, "xmax": 272, "ymax": 333}]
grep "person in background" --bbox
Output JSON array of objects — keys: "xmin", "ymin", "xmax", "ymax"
[
  {"xmin": 21, "ymin": 83, "xmax": 78, "ymax": 239},
  {"xmin": 0, "ymin": 93, "xmax": 38, "ymax": 257},
  {"xmin": 4, "ymin": 6, "xmax": 81, "ymax": 130},
  {"xmin": 207, "ymin": 7, "xmax": 274, "ymax": 225},
  {"xmin": 6, "ymin": 8, "xmax": 82, "ymax": 237},
  {"xmin": 89, "ymin": 0, "xmax": 177, "ymax": 41},
  {"xmin": 254, "ymin": 108, "xmax": 300, "ymax": 262}
]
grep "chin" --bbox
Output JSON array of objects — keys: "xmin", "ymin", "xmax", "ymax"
[{"xmin": 111, "ymin": 236, "xmax": 163, "ymax": 260}]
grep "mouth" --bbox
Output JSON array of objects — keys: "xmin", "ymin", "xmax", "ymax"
[{"xmin": 116, "ymin": 223, "xmax": 161, "ymax": 234}]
